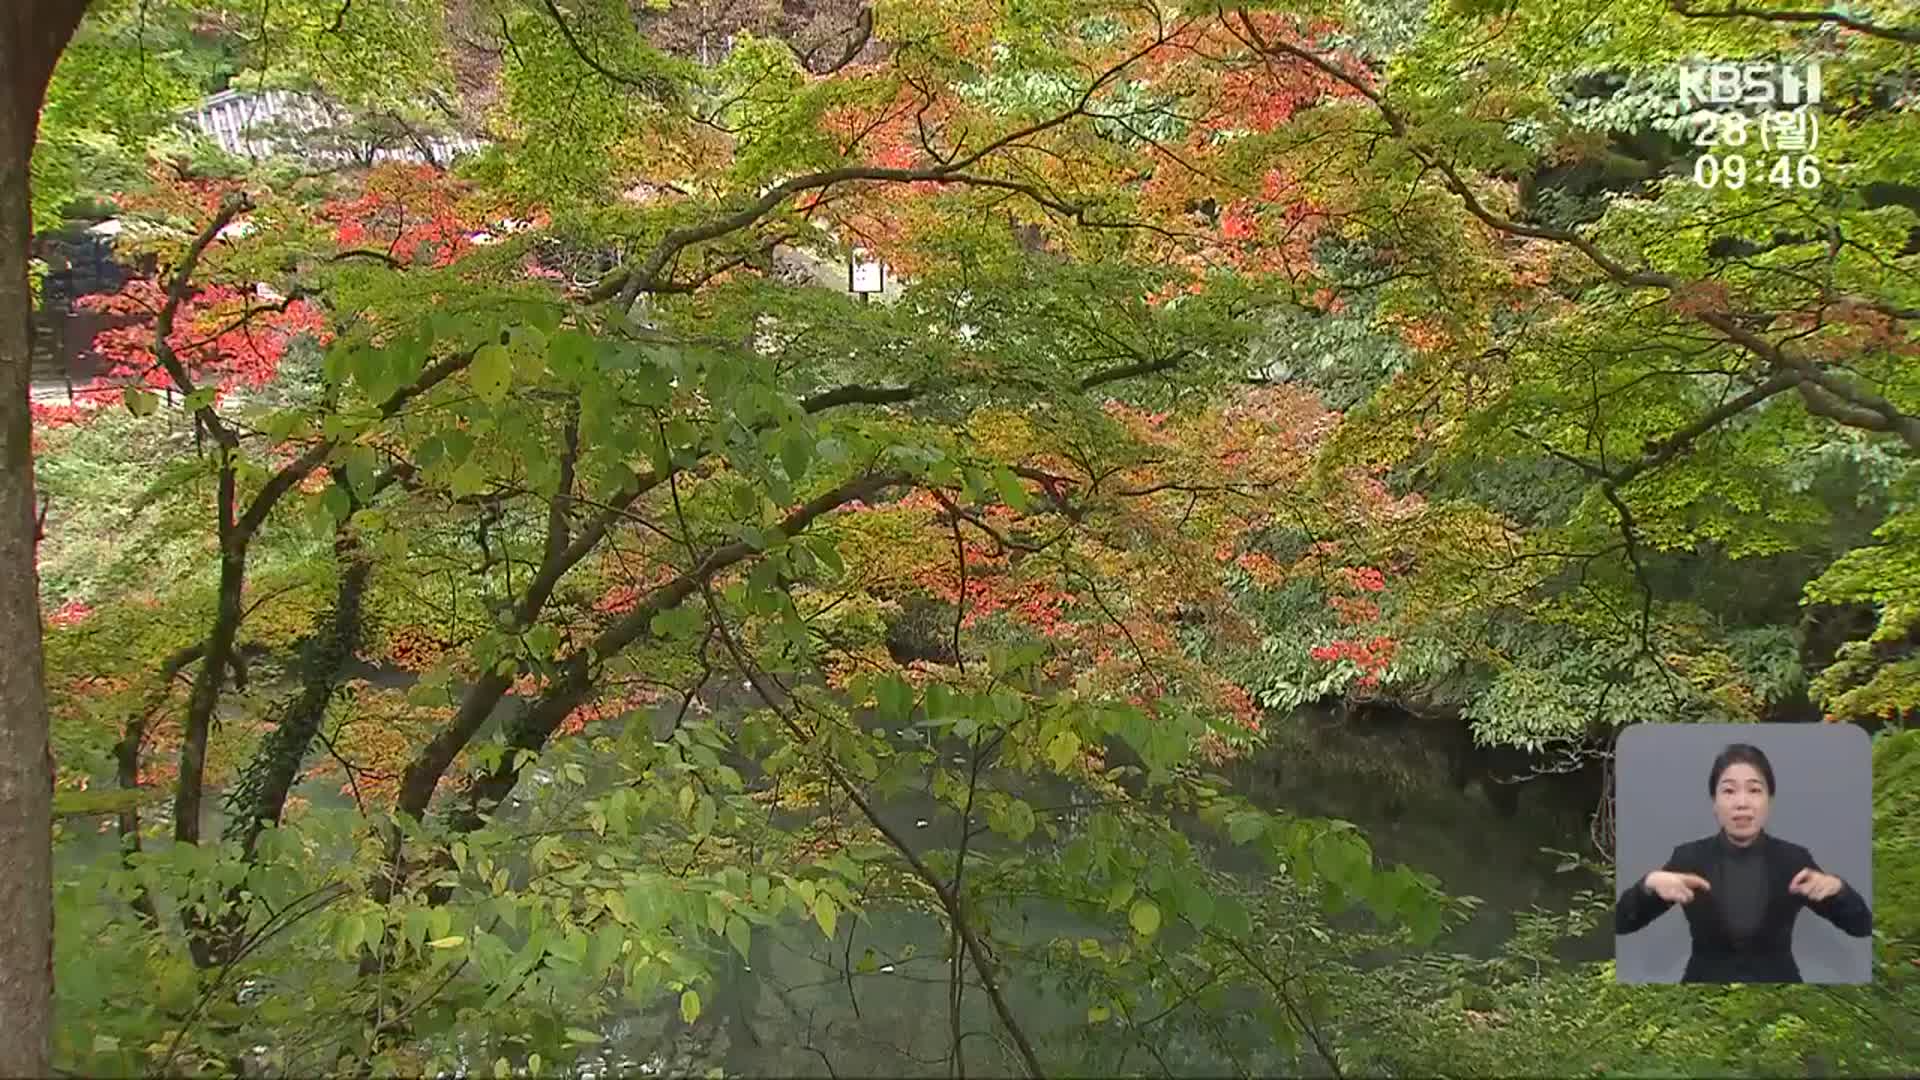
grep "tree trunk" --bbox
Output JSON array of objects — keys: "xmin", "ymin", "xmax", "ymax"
[
  {"xmin": 223, "ymin": 510, "xmax": 372, "ymax": 860},
  {"xmin": 1, "ymin": 3, "xmax": 91, "ymax": 1075},
  {"xmin": 175, "ymin": 518, "xmax": 245, "ymax": 858}
]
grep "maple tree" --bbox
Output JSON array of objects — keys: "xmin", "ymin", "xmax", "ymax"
[{"xmin": 9, "ymin": 0, "xmax": 1920, "ymax": 1076}]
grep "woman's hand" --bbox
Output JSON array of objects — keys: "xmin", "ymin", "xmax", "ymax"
[
  {"xmin": 1645, "ymin": 870, "xmax": 1712, "ymax": 904},
  {"xmin": 1789, "ymin": 868, "xmax": 1845, "ymax": 902}
]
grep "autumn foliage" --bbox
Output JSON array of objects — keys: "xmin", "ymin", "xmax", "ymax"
[{"xmin": 79, "ymin": 280, "xmax": 330, "ymax": 397}]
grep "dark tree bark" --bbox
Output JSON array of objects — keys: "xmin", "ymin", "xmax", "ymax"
[
  {"xmin": 447, "ymin": 470, "xmax": 904, "ymax": 833},
  {"xmin": 222, "ymin": 497, "xmax": 373, "ymax": 861},
  {"xmin": 1, "ymin": 3, "xmax": 92, "ymax": 1074},
  {"xmin": 113, "ymin": 643, "xmax": 216, "ymax": 927},
  {"xmin": 388, "ymin": 383, "xmax": 916, "ymax": 823}
]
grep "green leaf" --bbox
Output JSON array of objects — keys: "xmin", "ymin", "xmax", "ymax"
[
  {"xmin": 925, "ymin": 683, "xmax": 954, "ymax": 720},
  {"xmin": 588, "ymin": 922, "xmax": 625, "ymax": 976},
  {"xmin": 651, "ymin": 604, "xmax": 704, "ymax": 640},
  {"xmin": 525, "ymin": 625, "xmax": 561, "ymax": 659},
  {"xmin": 450, "ymin": 460, "xmax": 488, "ymax": 499},
  {"xmin": 992, "ymin": 465, "xmax": 1030, "ymax": 511},
  {"xmin": 874, "ymin": 673, "xmax": 914, "ymax": 723},
  {"xmin": 351, "ymin": 347, "xmax": 396, "ymax": 402},
  {"xmin": 1129, "ymin": 899, "xmax": 1162, "ymax": 937},
  {"xmin": 565, "ymin": 1027, "xmax": 603, "ymax": 1044},
  {"xmin": 1177, "ymin": 875, "xmax": 1214, "ymax": 931},
  {"xmin": 725, "ymin": 915, "xmax": 751, "ymax": 960},
  {"xmin": 962, "ymin": 466, "xmax": 989, "ymax": 503},
  {"xmin": 550, "ymin": 331, "xmax": 598, "ymax": 383},
  {"xmin": 1005, "ymin": 798, "xmax": 1036, "ymax": 841},
  {"xmin": 811, "ymin": 537, "xmax": 845, "ymax": 578},
  {"xmin": 1046, "ymin": 730, "xmax": 1080, "ymax": 772},
  {"xmin": 470, "ymin": 343, "xmax": 512, "ymax": 403},
  {"xmin": 629, "ymin": 361, "xmax": 672, "ymax": 407},
  {"xmin": 123, "ymin": 388, "xmax": 158, "ymax": 417},
  {"xmin": 427, "ymin": 935, "xmax": 465, "ymax": 949},
  {"xmin": 1409, "ymin": 902, "xmax": 1442, "ymax": 947},
  {"xmin": 320, "ymin": 484, "xmax": 352, "ymax": 523},
  {"xmin": 1227, "ymin": 811, "xmax": 1265, "ymax": 845},
  {"xmin": 680, "ymin": 989, "xmax": 702, "ymax": 1024},
  {"xmin": 1088, "ymin": 1004, "xmax": 1111, "ymax": 1023},
  {"xmin": 1215, "ymin": 895, "xmax": 1253, "ymax": 939},
  {"xmin": 605, "ymin": 888, "xmax": 632, "ymax": 925},
  {"xmin": 813, "ymin": 893, "xmax": 839, "ymax": 939},
  {"xmin": 338, "ymin": 912, "xmax": 368, "ymax": 957},
  {"xmin": 781, "ymin": 427, "xmax": 812, "ymax": 482}
]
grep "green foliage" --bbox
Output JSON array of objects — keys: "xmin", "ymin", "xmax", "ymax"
[
  {"xmin": 32, "ymin": 0, "xmax": 216, "ymax": 226},
  {"xmin": 25, "ymin": 0, "xmax": 1920, "ymax": 1076},
  {"xmin": 1875, "ymin": 728, "xmax": 1920, "ymax": 945},
  {"xmin": 1806, "ymin": 494, "xmax": 1920, "ymax": 722}
]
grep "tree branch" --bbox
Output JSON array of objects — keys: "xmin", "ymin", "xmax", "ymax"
[
  {"xmin": 1232, "ymin": 13, "xmax": 1920, "ymax": 451},
  {"xmin": 329, "ymin": 248, "xmax": 404, "ymax": 268},
  {"xmin": 677, "ymin": 511, "xmax": 1047, "ymax": 1079},
  {"xmin": 1080, "ymin": 349, "xmax": 1192, "ymax": 390},
  {"xmin": 539, "ymin": 0, "xmax": 678, "ymax": 102},
  {"xmin": 151, "ymin": 194, "xmax": 253, "ymax": 451},
  {"xmin": 1606, "ymin": 370, "xmax": 1804, "ymax": 489},
  {"xmin": 805, "ymin": 5, "xmax": 874, "ymax": 76},
  {"xmin": 234, "ymin": 345, "xmax": 476, "ymax": 544},
  {"xmin": 600, "ymin": 24, "xmax": 1186, "ymax": 309},
  {"xmin": 450, "ymin": 469, "xmax": 911, "ymax": 829},
  {"xmin": 1668, "ymin": 0, "xmax": 1920, "ymax": 44},
  {"xmin": 388, "ymin": 380, "xmax": 922, "ymax": 823}
]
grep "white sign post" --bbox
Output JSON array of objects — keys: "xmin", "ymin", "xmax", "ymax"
[{"xmin": 849, "ymin": 249, "xmax": 885, "ymax": 302}]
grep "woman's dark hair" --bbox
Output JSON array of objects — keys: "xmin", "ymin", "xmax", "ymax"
[{"xmin": 1709, "ymin": 743, "xmax": 1776, "ymax": 796}]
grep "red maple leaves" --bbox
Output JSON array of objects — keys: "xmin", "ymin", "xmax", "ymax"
[
  {"xmin": 908, "ymin": 513, "xmax": 1079, "ymax": 635},
  {"xmin": 1310, "ymin": 565, "xmax": 1397, "ymax": 689},
  {"xmin": 45, "ymin": 599, "xmax": 94, "ymax": 629},
  {"xmin": 81, "ymin": 280, "xmax": 329, "ymax": 394},
  {"xmin": 1308, "ymin": 636, "xmax": 1398, "ymax": 689},
  {"xmin": 29, "ymin": 402, "xmax": 90, "ymax": 430},
  {"xmin": 321, "ymin": 163, "xmax": 484, "ymax": 267},
  {"xmin": 1336, "ymin": 565, "xmax": 1385, "ymax": 592}
]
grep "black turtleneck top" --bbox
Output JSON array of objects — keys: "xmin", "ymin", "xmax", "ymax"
[{"xmin": 1716, "ymin": 830, "xmax": 1768, "ymax": 941}]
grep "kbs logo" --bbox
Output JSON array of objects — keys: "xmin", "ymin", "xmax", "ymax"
[
  {"xmin": 1676, "ymin": 61, "xmax": 1822, "ymax": 110},
  {"xmin": 1677, "ymin": 61, "xmax": 1824, "ymax": 191}
]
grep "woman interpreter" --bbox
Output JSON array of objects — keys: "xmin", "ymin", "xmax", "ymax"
[{"xmin": 1614, "ymin": 743, "xmax": 1872, "ymax": 983}]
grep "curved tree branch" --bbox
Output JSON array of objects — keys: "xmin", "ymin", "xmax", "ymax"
[
  {"xmin": 150, "ymin": 194, "xmax": 253, "ymax": 452},
  {"xmin": 1229, "ymin": 10, "xmax": 1920, "ymax": 451},
  {"xmin": 672, "ymin": 494, "xmax": 1047, "ymax": 1078},
  {"xmin": 465, "ymin": 469, "xmax": 906, "ymax": 810},
  {"xmin": 795, "ymin": 5, "xmax": 874, "ymax": 75},
  {"xmin": 1668, "ymin": 0, "xmax": 1920, "ymax": 45},
  {"xmin": 599, "ymin": 21, "xmax": 1190, "ymax": 310},
  {"xmin": 539, "ymin": 0, "xmax": 679, "ymax": 102}
]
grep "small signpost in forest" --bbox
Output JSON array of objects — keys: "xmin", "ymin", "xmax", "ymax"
[{"xmin": 849, "ymin": 248, "xmax": 885, "ymax": 302}]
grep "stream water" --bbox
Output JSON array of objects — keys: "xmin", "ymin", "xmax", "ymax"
[
  {"xmin": 630, "ymin": 705, "xmax": 1609, "ymax": 1078},
  {"xmin": 57, "ymin": 673, "xmax": 1610, "ymax": 1077}
]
